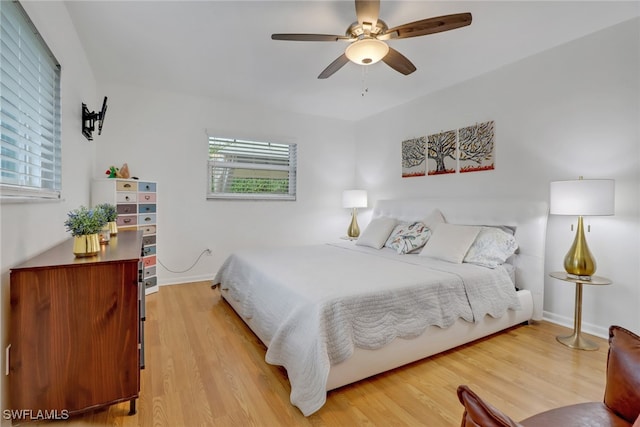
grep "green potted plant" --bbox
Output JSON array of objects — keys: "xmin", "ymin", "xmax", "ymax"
[
  {"xmin": 96, "ymin": 203, "xmax": 118, "ymax": 235},
  {"xmin": 64, "ymin": 206, "xmax": 107, "ymax": 257}
]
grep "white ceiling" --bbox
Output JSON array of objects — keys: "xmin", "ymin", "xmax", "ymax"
[{"xmin": 64, "ymin": 1, "xmax": 639, "ymax": 121}]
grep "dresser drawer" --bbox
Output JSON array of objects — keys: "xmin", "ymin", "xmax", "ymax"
[
  {"xmin": 139, "ymin": 204, "xmax": 156, "ymax": 213},
  {"xmin": 142, "ymin": 245, "xmax": 156, "ymax": 256},
  {"xmin": 142, "ymin": 235, "xmax": 156, "ymax": 246},
  {"xmin": 141, "ymin": 225, "xmax": 156, "ymax": 235},
  {"xmin": 117, "ymin": 215, "xmax": 137, "ymax": 227},
  {"xmin": 138, "ymin": 182, "xmax": 156, "ymax": 192},
  {"xmin": 143, "ymin": 276, "xmax": 157, "ymax": 290},
  {"xmin": 117, "ymin": 204, "xmax": 137, "ymax": 215},
  {"xmin": 117, "ymin": 192, "xmax": 137, "ymax": 203},
  {"xmin": 143, "ymin": 256, "xmax": 156, "ymax": 268},
  {"xmin": 116, "ymin": 180, "xmax": 137, "ymax": 191},
  {"xmin": 143, "ymin": 266, "xmax": 156, "ymax": 278},
  {"xmin": 139, "ymin": 214, "xmax": 156, "ymax": 225},
  {"xmin": 139, "ymin": 192, "xmax": 156, "ymax": 203}
]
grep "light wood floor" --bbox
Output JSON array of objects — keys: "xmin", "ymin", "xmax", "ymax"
[{"xmin": 44, "ymin": 281, "xmax": 608, "ymax": 427}]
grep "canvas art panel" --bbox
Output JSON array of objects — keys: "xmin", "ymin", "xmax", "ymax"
[
  {"xmin": 427, "ymin": 130, "xmax": 456, "ymax": 175},
  {"xmin": 458, "ymin": 121, "xmax": 495, "ymax": 173},
  {"xmin": 402, "ymin": 137, "xmax": 426, "ymax": 177}
]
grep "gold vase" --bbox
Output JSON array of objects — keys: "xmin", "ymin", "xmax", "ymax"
[
  {"xmin": 108, "ymin": 221, "xmax": 118, "ymax": 235},
  {"xmin": 73, "ymin": 234, "xmax": 100, "ymax": 257}
]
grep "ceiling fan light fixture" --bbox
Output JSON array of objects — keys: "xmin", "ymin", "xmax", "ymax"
[{"xmin": 345, "ymin": 38, "xmax": 389, "ymax": 65}]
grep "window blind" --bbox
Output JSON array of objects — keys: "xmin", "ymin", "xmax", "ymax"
[
  {"xmin": 208, "ymin": 136, "xmax": 297, "ymax": 201},
  {"xmin": 1, "ymin": 1, "xmax": 62, "ymax": 200}
]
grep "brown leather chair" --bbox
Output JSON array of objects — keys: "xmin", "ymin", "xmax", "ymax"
[{"xmin": 457, "ymin": 325, "xmax": 640, "ymax": 427}]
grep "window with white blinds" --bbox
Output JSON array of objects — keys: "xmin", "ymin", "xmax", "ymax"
[
  {"xmin": 1, "ymin": 1, "xmax": 62, "ymax": 200},
  {"xmin": 208, "ymin": 136, "xmax": 297, "ymax": 201}
]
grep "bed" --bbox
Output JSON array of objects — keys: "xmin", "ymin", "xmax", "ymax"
[{"xmin": 213, "ymin": 197, "xmax": 548, "ymax": 416}]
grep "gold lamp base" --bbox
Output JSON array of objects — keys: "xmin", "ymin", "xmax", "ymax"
[
  {"xmin": 347, "ymin": 208, "xmax": 360, "ymax": 238},
  {"xmin": 564, "ymin": 216, "xmax": 595, "ymax": 279},
  {"xmin": 557, "ymin": 333, "xmax": 599, "ymax": 351}
]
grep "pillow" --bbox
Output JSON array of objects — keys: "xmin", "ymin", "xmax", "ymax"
[
  {"xmin": 422, "ymin": 208, "xmax": 446, "ymax": 229},
  {"xmin": 355, "ymin": 217, "xmax": 397, "ymax": 249},
  {"xmin": 384, "ymin": 221, "xmax": 432, "ymax": 254},
  {"xmin": 419, "ymin": 223, "xmax": 481, "ymax": 263},
  {"xmin": 463, "ymin": 226, "xmax": 519, "ymax": 268}
]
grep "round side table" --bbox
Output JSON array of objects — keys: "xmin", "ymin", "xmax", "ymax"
[{"xmin": 549, "ymin": 272, "xmax": 611, "ymax": 350}]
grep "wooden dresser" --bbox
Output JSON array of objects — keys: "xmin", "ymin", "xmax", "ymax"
[{"xmin": 8, "ymin": 231, "xmax": 144, "ymax": 420}]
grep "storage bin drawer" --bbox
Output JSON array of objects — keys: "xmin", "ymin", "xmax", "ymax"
[
  {"xmin": 144, "ymin": 266, "xmax": 156, "ymax": 277},
  {"xmin": 143, "ymin": 276, "xmax": 157, "ymax": 289},
  {"xmin": 116, "ymin": 192, "xmax": 137, "ymax": 203},
  {"xmin": 141, "ymin": 225, "xmax": 156, "ymax": 235},
  {"xmin": 117, "ymin": 204, "xmax": 137, "ymax": 215},
  {"xmin": 139, "ymin": 204, "xmax": 156, "ymax": 213},
  {"xmin": 117, "ymin": 215, "xmax": 137, "ymax": 226},
  {"xmin": 138, "ymin": 182, "xmax": 156, "ymax": 192},
  {"xmin": 116, "ymin": 180, "xmax": 137, "ymax": 191},
  {"xmin": 142, "ymin": 245, "xmax": 156, "ymax": 256},
  {"xmin": 139, "ymin": 214, "xmax": 156, "ymax": 225},
  {"xmin": 139, "ymin": 193, "xmax": 156, "ymax": 203},
  {"xmin": 143, "ymin": 256, "xmax": 156, "ymax": 268},
  {"xmin": 142, "ymin": 235, "xmax": 156, "ymax": 246}
]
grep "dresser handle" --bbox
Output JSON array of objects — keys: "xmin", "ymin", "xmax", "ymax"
[
  {"xmin": 124, "ymin": 218, "xmax": 132, "ymax": 223},
  {"xmin": 124, "ymin": 183, "xmax": 131, "ymax": 188},
  {"xmin": 145, "ymin": 195, "xmax": 150, "ymax": 200},
  {"xmin": 145, "ymin": 185, "xmax": 150, "ymax": 190},
  {"xmin": 125, "ymin": 196, "xmax": 130, "ymax": 201},
  {"xmin": 144, "ymin": 217, "xmax": 151, "ymax": 222}
]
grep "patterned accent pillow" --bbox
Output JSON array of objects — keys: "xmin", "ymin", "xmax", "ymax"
[
  {"xmin": 384, "ymin": 221, "xmax": 432, "ymax": 254},
  {"xmin": 463, "ymin": 226, "xmax": 519, "ymax": 268}
]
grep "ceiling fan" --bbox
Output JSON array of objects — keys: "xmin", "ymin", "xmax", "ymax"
[{"xmin": 272, "ymin": 0, "xmax": 472, "ymax": 79}]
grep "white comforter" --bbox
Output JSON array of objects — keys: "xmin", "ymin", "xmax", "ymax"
[{"xmin": 214, "ymin": 242, "xmax": 520, "ymax": 416}]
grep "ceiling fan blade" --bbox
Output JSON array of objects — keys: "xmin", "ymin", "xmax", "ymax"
[
  {"xmin": 382, "ymin": 47, "xmax": 416, "ymax": 75},
  {"xmin": 386, "ymin": 13, "xmax": 472, "ymax": 39},
  {"xmin": 355, "ymin": 0, "xmax": 380, "ymax": 27},
  {"xmin": 318, "ymin": 54, "xmax": 350, "ymax": 79},
  {"xmin": 271, "ymin": 34, "xmax": 351, "ymax": 42}
]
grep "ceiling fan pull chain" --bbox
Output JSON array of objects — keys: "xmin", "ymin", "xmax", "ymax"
[{"xmin": 361, "ymin": 66, "xmax": 369, "ymax": 97}]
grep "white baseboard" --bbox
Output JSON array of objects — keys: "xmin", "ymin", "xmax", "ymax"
[
  {"xmin": 158, "ymin": 274, "xmax": 215, "ymax": 287},
  {"xmin": 542, "ymin": 311, "xmax": 609, "ymax": 339}
]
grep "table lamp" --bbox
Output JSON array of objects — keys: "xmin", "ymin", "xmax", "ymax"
[
  {"xmin": 342, "ymin": 190, "xmax": 367, "ymax": 238},
  {"xmin": 549, "ymin": 177, "xmax": 615, "ymax": 280}
]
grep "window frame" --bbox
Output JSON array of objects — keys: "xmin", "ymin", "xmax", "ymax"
[
  {"xmin": 207, "ymin": 136, "xmax": 297, "ymax": 201},
  {"xmin": 1, "ymin": 0, "xmax": 62, "ymax": 202}
]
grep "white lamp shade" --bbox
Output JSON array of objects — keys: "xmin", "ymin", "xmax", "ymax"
[
  {"xmin": 345, "ymin": 39, "xmax": 389, "ymax": 65},
  {"xmin": 549, "ymin": 179, "xmax": 615, "ymax": 216},
  {"xmin": 342, "ymin": 190, "xmax": 368, "ymax": 208}
]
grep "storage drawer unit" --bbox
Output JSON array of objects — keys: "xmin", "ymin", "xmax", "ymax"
[{"xmin": 92, "ymin": 178, "xmax": 159, "ymax": 294}]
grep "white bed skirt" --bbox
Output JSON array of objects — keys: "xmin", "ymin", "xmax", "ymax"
[{"xmin": 220, "ymin": 288, "xmax": 533, "ymax": 392}]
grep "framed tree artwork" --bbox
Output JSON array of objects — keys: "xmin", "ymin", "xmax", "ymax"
[
  {"xmin": 427, "ymin": 130, "xmax": 456, "ymax": 175},
  {"xmin": 458, "ymin": 121, "xmax": 495, "ymax": 173},
  {"xmin": 401, "ymin": 137, "xmax": 426, "ymax": 177}
]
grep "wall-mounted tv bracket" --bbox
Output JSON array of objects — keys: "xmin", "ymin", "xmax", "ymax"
[{"xmin": 82, "ymin": 96, "xmax": 108, "ymax": 141}]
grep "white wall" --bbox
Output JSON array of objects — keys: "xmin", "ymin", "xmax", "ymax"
[
  {"xmin": 0, "ymin": 2, "xmax": 98, "ymax": 423},
  {"xmin": 354, "ymin": 18, "xmax": 640, "ymax": 336},
  {"xmin": 94, "ymin": 84, "xmax": 357, "ymax": 284}
]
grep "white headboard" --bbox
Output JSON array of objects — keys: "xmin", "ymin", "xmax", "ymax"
[{"xmin": 373, "ymin": 198, "xmax": 548, "ymax": 320}]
